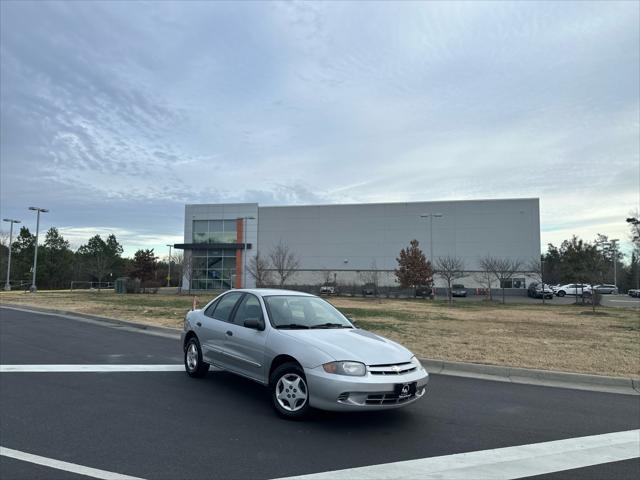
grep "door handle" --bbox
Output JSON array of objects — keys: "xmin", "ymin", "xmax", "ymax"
[
  {"xmin": 196, "ymin": 322, "xmax": 202, "ymax": 327},
  {"xmin": 226, "ymin": 330, "xmax": 233, "ymax": 336}
]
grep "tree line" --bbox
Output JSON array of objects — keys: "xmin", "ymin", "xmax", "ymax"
[{"xmin": 0, "ymin": 227, "xmax": 181, "ymax": 290}]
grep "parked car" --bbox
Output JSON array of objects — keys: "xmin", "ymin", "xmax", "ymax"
[
  {"xmin": 319, "ymin": 285, "xmax": 336, "ymax": 295},
  {"xmin": 362, "ymin": 283, "xmax": 377, "ymax": 297},
  {"xmin": 550, "ymin": 284, "xmax": 562, "ymax": 293},
  {"xmin": 414, "ymin": 285, "xmax": 432, "ymax": 298},
  {"xmin": 182, "ymin": 289, "xmax": 429, "ymax": 418},
  {"xmin": 527, "ymin": 282, "xmax": 554, "ymax": 299},
  {"xmin": 628, "ymin": 289, "xmax": 640, "ymax": 298},
  {"xmin": 555, "ymin": 284, "xmax": 591, "ymax": 297},
  {"xmin": 451, "ymin": 284, "xmax": 467, "ymax": 297},
  {"xmin": 593, "ymin": 284, "xmax": 618, "ymax": 295}
]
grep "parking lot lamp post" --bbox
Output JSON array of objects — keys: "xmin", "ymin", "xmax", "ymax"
[
  {"xmin": 420, "ymin": 213, "xmax": 443, "ymax": 297},
  {"xmin": 242, "ymin": 216, "xmax": 255, "ymax": 288},
  {"xmin": 28, "ymin": 207, "xmax": 48, "ymax": 293},
  {"xmin": 166, "ymin": 244, "xmax": 173, "ymax": 287},
  {"xmin": 3, "ymin": 218, "xmax": 21, "ymax": 291},
  {"xmin": 610, "ymin": 239, "xmax": 619, "ymax": 286}
]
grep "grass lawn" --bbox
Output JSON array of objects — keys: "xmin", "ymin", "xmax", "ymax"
[{"xmin": 1, "ymin": 290, "xmax": 638, "ymax": 378}]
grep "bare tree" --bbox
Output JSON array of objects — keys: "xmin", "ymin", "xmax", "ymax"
[
  {"xmin": 269, "ymin": 241, "xmax": 300, "ymax": 286},
  {"xmin": 171, "ymin": 252, "xmax": 184, "ymax": 289},
  {"xmin": 358, "ymin": 260, "xmax": 380, "ymax": 288},
  {"xmin": 477, "ymin": 255, "xmax": 498, "ymax": 301},
  {"xmin": 435, "ymin": 256, "xmax": 465, "ymax": 304},
  {"xmin": 247, "ymin": 252, "xmax": 272, "ymax": 287},
  {"xmin": 182, "ymin": 251, "xmax": 193, "ymax": 294},
  {"xmin": 489, "ymin": 257, "xmax": 524, "ymax": 304}
]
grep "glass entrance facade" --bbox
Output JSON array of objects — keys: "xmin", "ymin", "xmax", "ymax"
[
  {"xmin": 191, "ymin": 248, "xmax": 237, "ymax": 290},
  {"xmin": 190, "ymin": 219, "xmax": 239, "ymax": 290}
]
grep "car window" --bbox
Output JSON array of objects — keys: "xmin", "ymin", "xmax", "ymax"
[
  {"xmin": 232, "ymin": 294, "xmax": 264, "ymax": 327},
  {"xmin": 264, "ymin": 295, "xmax": 352, "ymax": 329},
  {"xmin": 203, "ymin": 298, "xmax": 220, "ymax": 318},
  {"xmin": 212, "ymin": 292, "xmax": 243, "ymax": 322}
]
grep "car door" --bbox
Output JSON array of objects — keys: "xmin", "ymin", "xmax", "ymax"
[
  {"xmin": 200, "ymin": 292, "xmax": 243, "ymax": 365},
  {"xmin": 220, "ymin": 293, "xmax": 268, "ymax": 383}
]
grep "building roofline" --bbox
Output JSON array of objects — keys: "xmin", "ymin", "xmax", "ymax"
[{"xmin": 257, "ymin": 197, "xmax": 540, "ymax": 209}]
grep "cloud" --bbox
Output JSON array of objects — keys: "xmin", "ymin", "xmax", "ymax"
[{"xmin": 1, "ymin": 0, "xmax": 638, "ymax": 257}]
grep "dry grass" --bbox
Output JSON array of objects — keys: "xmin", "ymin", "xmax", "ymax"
[{"xmin": 1, "ymin": 290, "xmax": 638, "ymax": 377}]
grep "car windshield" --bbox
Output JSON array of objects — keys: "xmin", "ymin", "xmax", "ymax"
[
  {"xmin": 263, "ymin": 296, "xmax": 353, "ymax": 329},
  {"xmin": 452, "ymin": 284, "xmax": 465, "ymax": 289}
]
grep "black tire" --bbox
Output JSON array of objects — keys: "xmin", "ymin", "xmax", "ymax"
[
  {"xmin": 557, "ymin": 291, "xmax": 566, "ymax": 297},
  {"xmin": 184, "ymin": 336, "xmax": 210, "ymax": 378},
  {"xmin": 270, "ymin": 362, "xmax": 310, "ymax": 419}
]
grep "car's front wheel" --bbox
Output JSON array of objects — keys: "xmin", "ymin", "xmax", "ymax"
[
  {"xmin": 270, "ymin": 363, "xmax": 310, "ymax": 419},
  {"xmin": 557, "ymin": 290, "xmax": 566, "ymax": 297},
  {"xmin": 184, "ymin": 337, "xmax": 210, "ymax": 378}
]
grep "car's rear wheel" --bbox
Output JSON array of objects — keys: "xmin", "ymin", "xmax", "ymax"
[
  {"xmin": 184, "ymin": 337, "xmax": 210, "ymax": 378},
  {"xmin": 557, "ymin": 291, "xmax": 566, "ymax": 297},
  {"xmin": 270, "ymin": 363, "xmax": 310, "ymax": 419}
]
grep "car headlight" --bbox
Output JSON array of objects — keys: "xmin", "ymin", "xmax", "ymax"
[
  {"xmin": 323, "ymin": 361, "xmax": 366, "ymax": 376},
  {"xmin": 410, "ymin": 356, "xmax": 423, "ymax": 370}
]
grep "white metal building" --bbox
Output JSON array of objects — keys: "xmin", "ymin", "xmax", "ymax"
[{"xmin": 177, "ymin": 198, "xmax": 540, "ymax": 292}]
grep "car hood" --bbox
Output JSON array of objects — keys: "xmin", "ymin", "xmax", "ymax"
[{"xmin": 278, "ymin": 328, "xmax": 413, "ymax": 365}]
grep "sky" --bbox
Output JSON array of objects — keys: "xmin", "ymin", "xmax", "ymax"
[{"xmin": 1, "ymin": 0, "xmax": 638, "ymax": 258}]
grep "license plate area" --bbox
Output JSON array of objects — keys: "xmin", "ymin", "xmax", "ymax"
[{"xmin": 394, "ymin": 382, "xmax": 417, "ymax": 399}]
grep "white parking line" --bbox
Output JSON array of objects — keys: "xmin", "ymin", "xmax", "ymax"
[
  {"xmin": 277, "ymin": 429, "xmax": 640, "ymax": 480},
  {"xmin": 0, "ymin": 446, "xmax": 146, "ymax": 480},
  {"xmin": 0, "ymin": 364, "xmax": 183, "ymax": 372}
]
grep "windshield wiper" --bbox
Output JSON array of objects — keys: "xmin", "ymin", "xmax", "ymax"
[
  {"xmin": 275, "ymin": 323, "xmax": 310, "ymax": 329},
  {"xmin": 310, "ymin": 323, "xmax": 352, "ymax": 329}
]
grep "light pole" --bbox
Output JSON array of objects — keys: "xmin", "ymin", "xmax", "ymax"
[
  {"xmin": 166, "ymin": 244, "xmax": 173, "ymax": 287},
  {"xmin": 610, "ymin": 239, "xmax": 619, "ymax": 286},
  {"xmin": 420, "ymin": 213, "xmax": 443, "ymax": 296},
  {"xmin": 241, "ymin": 216, "xmax": 256, "ymax": 288},
  {"xmin": 3, "ymin": 218, "xmax": 21, "ymax": 291},
  {"xmin": 28, "ymin": 207, "xmax": 48, "ymax": 293}
]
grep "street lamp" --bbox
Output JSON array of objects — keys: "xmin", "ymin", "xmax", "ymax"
[
  {"xmin": 28, "ymin": 207, "xmax": 48, "ymax": 293},
  {"xmin": 597, "ymin": 238, "xmax": 620, "ymax": 286},
  {"xmin": 166, "ymin": 244, "xmax": 173, "ymax": 287},
  {"xmin": 419, "ymin": 213, "xmax": 443, "ymax": 264},
  {"xmin": 241, "ymin": 216, "xmax": 256, "ymax": 288},
  {"xmin": 420, "ymin": 213, "xmax": 443, "ymax": 297},
  {"xmin": 3, "ymin": 218, "xmax": 21, "ymax": 291},
  {"xmin": 610, "ymin": 239, "xmax": 619, "ymax": 286}
]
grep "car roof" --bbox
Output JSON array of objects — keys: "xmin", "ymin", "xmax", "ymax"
[{"xmin": 227, "ymin": 288, "xmax": 316, "ymax": 298}]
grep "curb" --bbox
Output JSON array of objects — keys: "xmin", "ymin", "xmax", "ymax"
[
  {"xmin": 2, "ymin": 303, "xmax": 638, "ymax": 396},
  {"xmin": 420, "ymin": 359, "xmax": 640, "ymax": 396},
  {"xmin": 0, "ymin": 303, "xmax": 181, "ymax": 339}
]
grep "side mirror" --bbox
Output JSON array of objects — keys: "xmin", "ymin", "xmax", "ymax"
[{"xmin": 244, "ymin": 318, "xmax": 264, "ymax": 330}]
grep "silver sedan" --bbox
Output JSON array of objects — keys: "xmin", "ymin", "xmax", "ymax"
[{"xmin": 181, "ymin": 289, "xmax": 429, "ymax": 418}]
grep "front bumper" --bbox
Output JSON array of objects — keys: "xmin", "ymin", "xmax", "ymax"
[{"xmin": 304, "ymin": 365, "xmax": 429, "ymax": 411}]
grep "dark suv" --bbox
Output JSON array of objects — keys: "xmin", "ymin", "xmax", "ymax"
[
  {"xmin": 451, "ymin": 284, "xmax": 467, "ymax": 297},
  {"xmin": 527, "ymin": 282, "xmax": 553, "ymax": 299}
]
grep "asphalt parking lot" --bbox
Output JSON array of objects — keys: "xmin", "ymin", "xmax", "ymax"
[{"xmin": 1, "ymin": 306, "xmax": 639, "ymax": 480}]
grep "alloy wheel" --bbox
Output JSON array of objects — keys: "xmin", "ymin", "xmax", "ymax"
[{"xmin": 275, "ymin": 373, "xmax": 308, "ymax": 412}]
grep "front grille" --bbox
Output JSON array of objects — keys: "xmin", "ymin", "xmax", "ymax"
[
  {"xmin": 368, "ymin": 362, "xmax": 416, "ymax": 375},
  {"xmin": 365, "ymin": 392, "xmax": 415, "ymax": 405}
]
